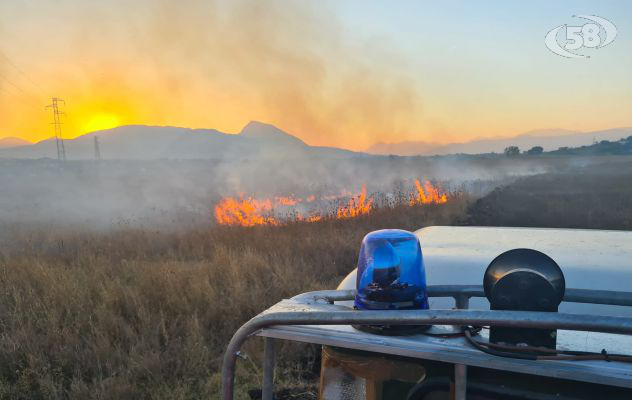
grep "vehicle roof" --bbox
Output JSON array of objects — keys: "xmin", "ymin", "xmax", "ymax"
[
  {"xmin": 418, "ymin": 226, "xmax": 632, "ymax": 315},
  {"xmin": 340, "ymin": 226, "xmax": 632, "ymax": 316},
  {"xmin": 336, "ymin": 226, "xmax": 632, "ymax": 355}
]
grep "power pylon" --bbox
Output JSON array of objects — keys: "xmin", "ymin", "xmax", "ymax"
[
  {"xmin": 94, "ymin": 135, "xmax": 101, "ymax": 161},
  {"xmin": 46, "ymin": 97, "xmax": 66, "ymax": 161}
]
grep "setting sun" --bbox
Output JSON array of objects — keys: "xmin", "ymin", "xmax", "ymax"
[{"xmin": 82, "ymin": 113, "xmax": 121, "ymax": 134}]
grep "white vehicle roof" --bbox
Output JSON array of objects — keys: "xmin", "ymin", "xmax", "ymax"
[
  {"xmin": 335, "ymin": 226, "xmax": 632, "ymax": 355},
  {"xmin": 339, "ymin": 226, "xmax": 632, "ymax": 316}
]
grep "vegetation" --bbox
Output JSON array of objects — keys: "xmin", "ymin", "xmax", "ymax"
[
  {"xmin": 550, "ymin": 137, "xmax": 632, "ymax": 156},
  {"xmin": 525, "ymin": 146, "xmax": 543, "ymax": 155},
  {"xmin": 467, "ymin": 162, "xmax": 632, "ymax": 229},
  {"xmin": 503, "ymin": 146, "xmax": 520, "ymax": 156},
  {"xmin": 2, "ymin": 158, "xmax": 632, "ymax": 399},
  {"xmin": 0, "ymin": 198, "xmax": 469, "ymax": 400}
]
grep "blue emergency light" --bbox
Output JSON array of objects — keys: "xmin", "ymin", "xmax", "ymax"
[{"xmin": 354, "ymin": 229, "xmax": 428, "ymax": 311}]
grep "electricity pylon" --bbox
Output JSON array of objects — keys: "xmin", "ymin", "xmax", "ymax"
[
  {"xmin": 94, "ymin": 135, "xmax": 101, "ymax": 161},
  {"xmin": 46, "ymin": 97, "xmax": 66, "ymax": 161}
]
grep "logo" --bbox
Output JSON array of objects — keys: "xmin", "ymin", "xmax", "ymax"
[{"xmin": 545, "ymin": 15, "xmax": 617, "ymax": 58}]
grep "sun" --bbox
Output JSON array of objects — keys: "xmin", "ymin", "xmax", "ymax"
[{"xmin": 82, "ymin": 113, "xmax": 121, "ymax": 133}]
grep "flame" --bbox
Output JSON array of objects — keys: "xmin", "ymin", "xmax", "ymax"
[
  {"xmin": 276, "ymin": 196, "xmax": 300, "ymax": 206},
  {"xmin": 213, "ymin": 197, "xmax": 278, "ymax": 227},
  {"xmin": 214, "ymin": 180, "xmax": 448, "ymax": 227},
  {"xmin": 410, "ymin": 180, "xmax": 448, "ymax": 205},
  {"xmin": 336, "ymin": 186, "xmax": 373, "ymax": 219}
]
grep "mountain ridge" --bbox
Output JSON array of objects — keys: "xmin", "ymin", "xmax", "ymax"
[
  {"xmin": 367, "ymin": 128, "xmax": 632, "ymax": 156},
  {"xmin": 0, "ymin": 121, "xmax": 357, "ymax": 160},
  {"xmin": 0, "ymin": 137, "xmax": 32, "ymax": 149},
  {"xmin": 3, "ymin": 122, "xmax": 632, "ymax": 160}
]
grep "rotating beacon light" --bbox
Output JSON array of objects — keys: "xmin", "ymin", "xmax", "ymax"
[{"xmin": 354, "ymin": 229, "xmax": 429, "ymax": 334}]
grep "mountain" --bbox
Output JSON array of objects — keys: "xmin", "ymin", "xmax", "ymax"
[
  {"xmin": 240, "ymin": 121, "xmax": 306, "ymax": 146},
  {"xmin": 0, "ymin": 121, "xmax": 359, "ymax": 160},
  {"xmin": 367, "ymin": 128, "xmax": 632, "ymax": 156},
  {"xmin": 5, "ymin": 122, "xmax": 632, "ymax": 160},
  {"xmin": 0, "ymin": 137, "xmax": 31, "ymax": 149}
]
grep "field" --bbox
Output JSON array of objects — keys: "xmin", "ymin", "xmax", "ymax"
[
  {"xmin": 0, "ymin": 197, "xmax": 469, "ymax": 400},
  {"xmin": 2, "ymin": 156, "xmax": 632, "ymax": 399},
  {"xmin": 467, "ymin": 160, "xmax": 632, "ymax": 230}
]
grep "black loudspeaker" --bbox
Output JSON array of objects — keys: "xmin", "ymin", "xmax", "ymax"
[{"xmin": 484, "ymin": 249, "xmax": 565, "ymax": 349}]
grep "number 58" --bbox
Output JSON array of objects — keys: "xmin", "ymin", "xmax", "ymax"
[{"xmin": 565, "ymin": 23, "xmax": 601, "ymax": 49}]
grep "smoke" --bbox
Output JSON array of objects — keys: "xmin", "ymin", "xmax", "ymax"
[
  {"xmin": 136, "ymin": 0, "xmax": 423, "ymax": 149},
  {"xmin": 0, "ymin": 151, "xmax": 571, "ymax": 230},
  {"xmin": 0, "ymin": 1, "xmax": 585, "ymax": 230},
  {"xmin": 0, "ymin": 0, "xmax": 426, "ymax": 149}
]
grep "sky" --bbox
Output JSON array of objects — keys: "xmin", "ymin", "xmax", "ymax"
[{"xmin": 0, "ymin": 0, "xmax": 631, "ymax": 151}]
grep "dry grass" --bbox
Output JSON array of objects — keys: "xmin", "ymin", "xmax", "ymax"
[
  {"xmin": 467, "ymin": 164, "xmax": 632, "ymax": 230},
  {"xmin": 0, "ymin": 197, "xmax": 469, "ymax": 399}
]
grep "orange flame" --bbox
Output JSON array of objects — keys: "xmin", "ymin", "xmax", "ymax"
[
  {"xmin": 214, "ymin": 180, "xmax": 449, "ymax": 227},
  {"xmin": 409, "ymin": 180, "xmax": 448, "ymax": 205},
  {"xmin": 336, "ymin": 186, "xmax": 373, "ymax": 219},
  {"xmin": 214, "ymin": 197, "xmax": 278, "ymax": 227}
]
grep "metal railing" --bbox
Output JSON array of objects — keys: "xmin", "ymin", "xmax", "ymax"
[{"xmin": 222, "ymin": 285, "xmax": 632, "ymax": 400}]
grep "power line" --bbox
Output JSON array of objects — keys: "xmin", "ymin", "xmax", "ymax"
[
  {"xmin": 0, "ymin": 51, "xmax": 45, "ymax": 108},
  {"xmin": 0, "ymin": 72, "xmax": 44, "ymax": 107},
  {"xmin": 0, "ymin": 50, "xmax": 44, "ymax": 94},
  {"xmin": 46, "ymin": 97, "xmax": 67, "ymax": 161},
  {"xmin": 0, "ymin": 73, "xmax": 36, "ymax": 99}
]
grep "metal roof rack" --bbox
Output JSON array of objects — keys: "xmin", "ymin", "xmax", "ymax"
[{"xmin": 222, "ymin": 285, "xmax": 632, "ymax": 400}]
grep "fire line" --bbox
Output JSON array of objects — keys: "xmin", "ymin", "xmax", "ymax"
[{"xmin": 214, "ymin": 181, "xmax": 449, "ymax": 227}]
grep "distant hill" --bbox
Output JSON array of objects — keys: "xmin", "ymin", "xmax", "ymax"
[
  {"xmin": 549, "ymin": 136, "xmax": 632, "ymax": 156},
  {"xmin": 368, "ymin": 128, "xmax": 632, "ymax": 156},
  {"xmin": 0, "ymin": 121, "xmax": 360, "ymax": 160},
  {"xmin": 0, "ymin": 137, "xmax": 31, "ymax": 149}
]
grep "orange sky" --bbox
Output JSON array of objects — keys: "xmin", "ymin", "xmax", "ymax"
[{"xmin": 1, "ymin": 1, "xmax": 631, "ymax": 151}]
